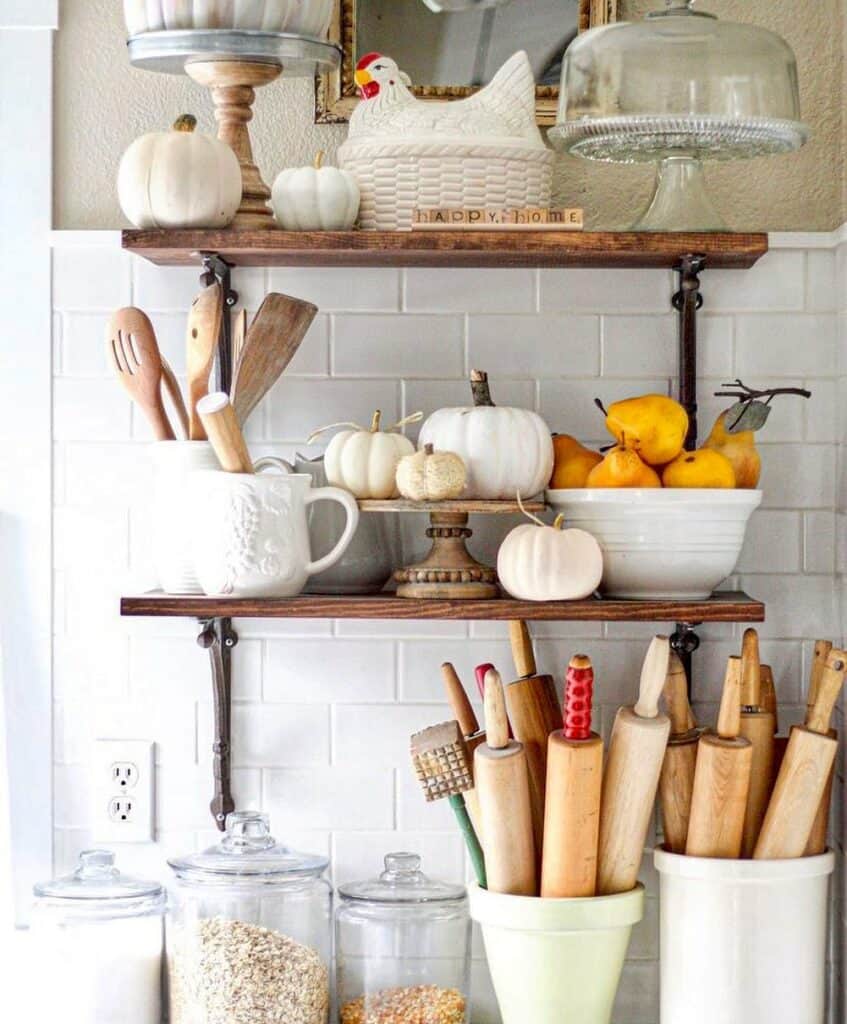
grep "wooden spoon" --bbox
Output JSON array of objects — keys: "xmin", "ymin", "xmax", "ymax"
[
  {"xmin": 106, "ymin": 308, "xmax": 175, "ymax": 441},
  {"xmin": 160, "ymin": 355, "xmax": 190, "ymax": 439},
  {"xmin": 186, "ymin": 282, "xmax": 224, "ymax": 441},
  {"xmin": 232, "ymin": 293, "xmax": 318, "ymax": 426}
]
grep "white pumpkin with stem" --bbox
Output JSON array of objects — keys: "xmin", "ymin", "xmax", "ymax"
[
  {"xmin": 118, "ymin": 115, "xmax": 242, "ymax": 229},
  {"xmin": 310, "ymin": 411, "xmax": 422, "ymax": 499},
  {"xmin": 272, "ymin": 151, "xmax": 361, "ymax": 231},
  {"xmin": 396, "ymin": 444, "xmax": 467, "ymax": 502},
  {"xmin": 497, "ymin": 495, "xmax": 604, "ymax": 602},
  {"xmin": 419, "ymin": 370, "xmax": 554, "ymax": 500}
]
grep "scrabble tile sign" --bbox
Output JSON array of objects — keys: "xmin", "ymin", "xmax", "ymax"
[{"xmin": 410, "ymin": 208, "xmax": 584, "ymax": 231}]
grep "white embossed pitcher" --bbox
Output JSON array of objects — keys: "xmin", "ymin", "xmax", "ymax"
[{"xmin": 190, "ymin": 460, "xmax": 360, "ymax": 598}]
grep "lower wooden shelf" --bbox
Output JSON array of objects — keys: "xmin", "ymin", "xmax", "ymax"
[{"xmin": 120, "ymin": 590, "xmax": 764, "ymax": 622}]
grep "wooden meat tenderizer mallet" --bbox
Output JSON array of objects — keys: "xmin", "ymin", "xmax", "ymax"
[
  {"xmin": 411, "ymin": 720, "xmax": 486, "ymax": 888},
  {"xmin": 541, "ymin": 655, "xmax": 603, "ymax": 898},
  {"xmin": 441, "ymin": 662, "xmax": 485, "ymax": 840},
  {"xmin": 474, "ymin": 668, "xmax": 536, "ymax": 896},
  {"xmin": 755, "ymin": 649, "xmax": 846, "ymax": 859},
  {"xmin": 505, "ymin": 621, "xmax": 562, "ymax": 856},
  {"xmin": 597, "ymin": 636, "xmax": 671, "ymax": 896},
  {"xmin": 196, "ymin": 392, "xmax": 254, "ymax": 474},
  {"xmin": 739, "ymin": 630, "xmax": 776, "ymax": 858},
  {"xmin": 686, "ymin": 658, "xmax": 752, "ymax": 859},
  {"xmin": 658, "ymin": 653, "xmax": 700, "ymax": 855},
  {"xmin": 806, "ymin": 641, "xmax": 837, "ymax": 855}
]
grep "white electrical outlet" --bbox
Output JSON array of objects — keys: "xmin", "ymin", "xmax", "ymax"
[{"xmin": 93, "ymin": 739, "xmax": 155, "ymax": 843}]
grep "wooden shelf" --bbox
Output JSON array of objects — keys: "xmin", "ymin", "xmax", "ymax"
[
  {"xmin": 122, "ymin": 229, "xmax": 769, "ymax": 269},
  {"xmin": 121, "ymin": 590, "xmax": 764, "ymax": 622}
]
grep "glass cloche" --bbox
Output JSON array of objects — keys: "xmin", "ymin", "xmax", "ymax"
[{"xmin": 550, "ymin": 0, "xmax": 808, "ymax": 230}]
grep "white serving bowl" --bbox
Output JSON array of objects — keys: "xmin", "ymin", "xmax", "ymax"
[{"xmin": 545, "ymin": 488, "xmax": 762, "ymax": 600}]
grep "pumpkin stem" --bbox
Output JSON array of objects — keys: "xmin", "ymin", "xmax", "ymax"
[
  {"xmin": 470, "ymin": 369, "xmax": 495, "ymax": 407},
  {"xmin": 314, "ymin": 150, "xmax": 325, "ymax": 170},
  {"xmin": 173, "ymin": 114, "xmax": 197, "ymax": 133},
  {"xmin": 371, "ymin": 410, "xmax": 382, "ymax": 432},
  {"xmin": 594, "ymin": 397, "xmax": 608, "ymax": 418},
  {"xmin": 424, "ymin": 444, "xmax": 434, "ymax": 455},
  {"xmin": 390, "ymin": 411, "xmax": 424, "ymax": 432},
  {"xmin": 306, "ymin": 421, "xmax": 365, "ymax": 444},
  {"xmin": 553, "ymin": 513, "xmax": 566, "ymax": 530},
  {"xmin": 516, "ymin": 490, "xmax": 547, "ymax": 528}
]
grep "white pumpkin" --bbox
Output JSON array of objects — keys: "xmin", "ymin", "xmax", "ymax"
[
  {"xmin": 396, "ymin": 444, "xmax": 467, "ymax": 502},
  {"xmin": 419, "ymin": 370, "xmax": 554, "ymax": 500},
  {"xmin": 122, "ymin": 0, "xmax": 334, "ymax": 37},
  {"xmin": 320, "ymin": 411, "xmax": 416, "ymax": 499},
  {"xmin": 497, "ymin": 513, "xmax": 603, "ymax": 602},
  {"xmin": 118, "ymin": 115, "xmax": 242, "ymax": 229},
  {"xmin": 272, "ymin": 152, "xmax": 360, "ymax": 231}
]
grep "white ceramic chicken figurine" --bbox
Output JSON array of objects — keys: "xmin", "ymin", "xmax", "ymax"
[{"xmin": 348, "ymin": 50, "xmax": 544, "ymax": 144}]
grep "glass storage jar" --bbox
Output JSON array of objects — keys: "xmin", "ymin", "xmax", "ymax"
[
  {"xmin": 167, "ymin": 811, "xmax": 331, "ymax": 1024},
  {"xmin": 336, "ymin": 852, "xmax": 471, "ymax": 1024},
  {"xmin": 31, "ymin": 849, "xmax": 166, "ymax": 1024}
]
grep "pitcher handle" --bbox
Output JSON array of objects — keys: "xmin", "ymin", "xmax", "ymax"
[
  {"xmin": 254, "ymin": 457, "xmax": 295, "ymax": 474},
  {"xmin": 304, "ymin": 487, "xmax": 360, "ymax": 576}
]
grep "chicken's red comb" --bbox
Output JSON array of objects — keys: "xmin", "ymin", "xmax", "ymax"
[
  {"xmin": 356, "ymin": 52, "xmax": 382, "ymax": 71},
  {"xmin": 565, "ymin": 655, "xmax": 594, "ymax": 741}
]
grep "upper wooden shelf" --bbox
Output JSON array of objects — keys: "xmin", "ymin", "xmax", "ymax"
[
  {"xmin": 121, "ymin": 590, "xmax": 764, "ymax": 623},
  {"xmin": 122, "ymin": 229, "xmax": 769, "ymax": 270}
]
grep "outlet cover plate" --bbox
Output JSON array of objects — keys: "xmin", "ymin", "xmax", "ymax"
[{"xmin": 92, "ymin": 739, "xmax": 155, "ymax": 843}]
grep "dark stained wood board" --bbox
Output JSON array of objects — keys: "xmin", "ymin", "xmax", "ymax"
[
  {"xmin": 122, "ymin": 230, "xmax": 769, "ymax": 269},
  {"xmin": 121, "ymin": 590, "xmax": 764, "ymax": 622}
]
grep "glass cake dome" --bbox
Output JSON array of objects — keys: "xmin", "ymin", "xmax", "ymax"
[{"xmin": 549, "ymin": 0, "xmax": 808, "ymax": 230}]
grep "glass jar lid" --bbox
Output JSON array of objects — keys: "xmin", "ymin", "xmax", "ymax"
[
  {"xmin": 338, "ymin": 853, "xmax": 466, "ymax": 905},
  {"xmin": 34, "ymin": 850, "xmax": 165, "ymax": 906},
  {"xmin": 168, "ymin": 811, "xmax": 328, "ymax": 884}
]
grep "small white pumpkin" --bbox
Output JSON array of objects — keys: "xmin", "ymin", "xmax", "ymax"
[
  {"xmin": 314, "ymin": 411, "xmax": 417, "ymax": 499},
  {"xmin": 396, "ymin": 444, "xmax": 467, "ymax": 502},
  {"xmin": 272, "ymin": 151, "xmax": 360, "ymax": 231},
  {"xmin": 497, "ymin": 506, "xmax": 603, "ymax": 602},
  {"xmin": 118, "ymin": 115, "xmax": 242, "ymax": 229},
  {"xmin": 419, "ymin": 370, "xmax": 554, "ymax": 500}
]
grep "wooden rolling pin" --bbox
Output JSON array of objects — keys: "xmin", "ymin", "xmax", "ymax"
[
  {"xmin": 658, "ymin": 653, "xmax": 699, "ymax": 854},
  {"xmin": 505, "ymin": 621, "xmax": 561, "ymax": 856},
  {"xmin": 474, "ymin": 668, "xmax": 536, "ymax": 896},
  {"xmin": 441, "ymin": 662, "xmax": 484, "ymax": 840},
  {"xmin": 806, "ymin": 641, "xmax": 837, "ymax": 855},
  {"xmin": 541, "ymin": 655, "xmax": 603, "ymax": 898},
  {"xmin": 755, "ymin": 648, "xmax": 847, "ymax": 860},
  {"xmin": 739, "ymin": 630, "xmax": 776, "ymax": 858},
  {"xmin": 760, "ymin": 663, "xmax": 778, "ymax": 733},
  {"xmin": 686, "ymin": 657, "xmax": 752, "ymax": 859},
  {"xmin": 196, "ymin": 392, "xmax": 253, "ymax": 474},
  {"xmin": 597, "ymin": 636, "xmax": 671, "ymax": 895}
]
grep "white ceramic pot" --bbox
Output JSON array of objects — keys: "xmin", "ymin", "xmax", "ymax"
[
  {"xmin": 544, "ymin": 488, "xmax": 762, "ymax": 600},
  {"xmin": 655, "ymin": 847, "xmax": 834, "ymax": 1024},
  {"xmin": 190, "ymin": 460, "xmax": 359, "ymax": 598},
  {"xmin": 151, "ymin": 441, "xmax": 221, "ymax": 594},
  {"xmin": 122, "ymin": 0, "xmax": 334, "ymax": 38},
  {"xmin": 469, "ymin": 883, "xmax": 643, "ymax": 1024}
]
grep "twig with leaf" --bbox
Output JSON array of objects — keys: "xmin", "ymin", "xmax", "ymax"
[{"xmin": 713, "ymin": 379, "xmax": 812, "ymax": 433}]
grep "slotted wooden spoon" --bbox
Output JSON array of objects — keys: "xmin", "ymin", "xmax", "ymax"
[
  {"xmin": 107, "ymin": 308, "xmax": 175, "ymax": 441},
  {"xmin": 186, "ymin": 281, "xmax": 224, "ymax": 441}
]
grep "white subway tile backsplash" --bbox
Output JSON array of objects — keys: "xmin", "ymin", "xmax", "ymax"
[
  {"xmin": 707, "ymin": 250, "xmax": 805, "ymax": 312},
  {"xmin": 331, "ymin": 830, "xmax": 465, "ymax": 889},
  {"xmin": 334, "ymin": 704, "xmax": 445, "ymax": 766},
  {"xmin": 264, "ymin": 640, "xmax": 395, "ymax": 702},
  {"xmin": 53, "ymin": 246, "xmax": 132, "ymax": 310},
  {"xmin": 405, "ymin": 268, "xmax": 536, "ymax": 313},
  {"xmin": 223, "ymin": 704, "xmax": 331, "ymax": 767},
  {"xmin": 333, "ymin": 314, "xmax": 464, "ymax": 378},
  {"xmin": 540, "ymin": 269, "xmax": 673, "ymax": 314},
  {"xmin": 270, "ymin": 268, "xmax": 401, "ymax": 311},
  {"xmin": 267, "ymin": 377, "xmax": 400, "ymax": 441},
  {"xmin": 468, "ymin": 315, "xmax": 600, "ymax": 377},
  {"xmin": 263, "ymin": 767, "xmax": 395, "ymax": 831},
  {"xmin": 758, "ymin": 443, "xmax": 836, "ymax": 508},
  {"xmin": 737, "ymin": 510, "xmax": 802, "ymax": 573},
  {"xmin": 736, "ymin": 314, "xmax": 837, "ymax": 377},
  {"xmin": 54, "ymin": 379, "xmax": 132, "ymax": 440},
  {"xmin": 807, "ymin": 250, "xmax": 838, "ymax": 312}
]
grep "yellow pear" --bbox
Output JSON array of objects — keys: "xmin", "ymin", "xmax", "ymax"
[
  {"xmin": 703, "ymin": 410, "xmax": 762, "ymax": 489},
  {"xmin": 604, "ymin": 395, "xmax": 689, "ymax": 467},
  {"xmin": 662, "ymin": 448, "xmax": 737, "ymax": 489},
  {"xmin": 587, "ymin": 447, "xmax": 662, "ymax": 488},
  {"xmin": 549, "ymin": 434, "xmax": 603, "ymax": 488}
]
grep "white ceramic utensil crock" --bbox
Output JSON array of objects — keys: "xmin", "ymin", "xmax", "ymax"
[{"xmin": 190, "ymin": 459, "xmax": 359, "ymax": 598}]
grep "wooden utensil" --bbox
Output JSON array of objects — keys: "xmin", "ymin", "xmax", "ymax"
[
  {"xmin": 658, "ymin": 652, "xmax": 699, "ymax": 854},
  {"xmin": 755, "ymin": 649, "xmax": 847, "ymax": 859},
  {"xmin": 597, "ymin": 636, "xmax": 671, "ymax": 895},
  {"xmin": 232, "ymin": 308, "xmax": 248, "ymax": 368},
  {"xmin": 541, "ymin": 655, "xmax": 603, "ymax": 898},
  {"xmin": 739, "ymin": 630, "xmax": 776, "ymax": 857},
  {"xmin": 107, "ymin": 307, "xmax": 175, "ymax": 441},
  {"xmin": 505, "ymin": 621, "xmax": 562, "ymax": 855},
  {"xmin": 160, "ymin": 355, "xmax": 190, "ymax": 439},
  {"xmin": 806, "ymin": 641, "xmax": 837, "ymax": 855},
  {"xmin": 474, "ymin": 668, "xmax": 536, "ymax": 896},
  {"xmin": 441, "ymin": 662, "xmax": 484, "ymax": 839},
  {"xmin": 232, "ymin": 293, "xmax": 318, "ymax": 426},
  {"xmin": 196, "ymin": 392, "xmax": 253, "ymax": 474},
  {"xmin": 760, "ymin": 663, "xmax": 778, "ymax": 733},
  {"xmin": 475, "ymin": 663, "xmax": 512, "ymax": 738},
  {"xmin": 806, "ymin": 640, "xmax": 833, "ymax": 721},
  {"xmin": 686, "ymin": 658, "xmax": 752, "ymax": 859},
  {"xmin": 186, "ymin": 282, "xmax": 223, "ymax": 441},
  {"xmin": 411, "ymin": 720, "xmax": 486, "ymax": 887}
]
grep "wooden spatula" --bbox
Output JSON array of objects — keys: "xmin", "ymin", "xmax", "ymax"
[
  {"xmin": 186, "ymin": 282, "xmax": 224, "ymax": 441},
  {"xmin": 107, "ymin": 307, "xmax": 175, "ymax": 441},
  {"xmin": 160, "ymin": 355, "xmax": 189, "ymax": 439},
  {"xmin": 232, "ymin": 293, "xmax": 318, "ymax": 426}
]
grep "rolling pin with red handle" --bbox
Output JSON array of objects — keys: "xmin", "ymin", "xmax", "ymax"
[
  {"xmin": 658, "ymin": 652, "xmax": 700, "ymax": 855},
  {"xmin": 541, "ymin": 655, "xmax": 603, "ymax": 898},
  {"xmin": 597, "ymin": 636, "xmax": 671, "ymax": 896},
  {"xmin": 755, "ymin": 648, "xmax": 847, "ymax": 859},
  {"xmin": 739, "ymin": 630, "xmax": 776, "ymax": 858}
]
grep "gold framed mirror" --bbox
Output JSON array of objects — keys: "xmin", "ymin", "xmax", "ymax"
[{"xmin": 315, "ymin": 0, "xmax": 618, "ymax": 125}]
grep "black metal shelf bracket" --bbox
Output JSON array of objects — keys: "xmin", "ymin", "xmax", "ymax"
[
  {"xmin": 197, "ymin": 617, "xmax": 238, "ymax": 830},
  {"xmin": 198, "ymin": 251, "xmax": 238, "ymax": 394}
]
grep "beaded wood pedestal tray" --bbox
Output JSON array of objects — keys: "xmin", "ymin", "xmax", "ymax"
[{"xmin": 359, "ymin": 499, "xmax": 546, "ymax": 600}]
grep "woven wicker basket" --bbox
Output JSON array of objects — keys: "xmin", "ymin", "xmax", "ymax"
[{"xmin": 338, "ymin": 140, "xmax": 555, "ymax": 231}]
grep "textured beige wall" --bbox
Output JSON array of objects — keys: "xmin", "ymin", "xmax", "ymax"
[{"xmin": 56, "ymin": 0, "xmax": 842, "ymax": 230}]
